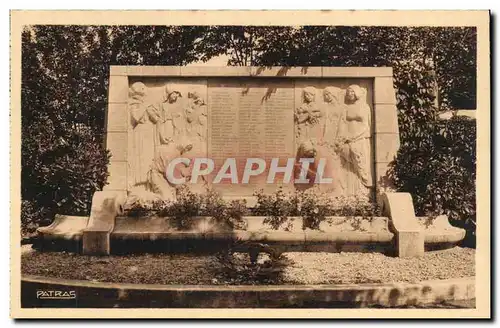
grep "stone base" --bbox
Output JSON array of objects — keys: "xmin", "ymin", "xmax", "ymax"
[
  {"xmin": 35, "ymin": 214, "xmax": 466, "ymax": 256},
  {"xmin": 381, "ymin": 192, "xmax": 425, "ymax": 258},
  {"xmin": 395, "ymin": 231, "xmax": 425, "ymax": 258},
  {"xmin": 81, "ymin": 191, "xmax": 125, "ymax": 255},
  {"xmin": 82, "ymin": 230, "xmax": 110, "ymax": 255},
  {"xmin": 35, "ymin": 215, "xmax": 87, "ymax": 252}
]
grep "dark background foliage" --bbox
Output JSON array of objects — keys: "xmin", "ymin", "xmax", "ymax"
[
  {"xmin": 21, "ymin": 25, "xmax": 477, "ymax": 240},
  {"xmin": 388, "ymin": 116, "xmax": 477, "ymax": 246},
  {"xmin": 21, "ymin": 25, "xmax": 207, "ymax": 234}
]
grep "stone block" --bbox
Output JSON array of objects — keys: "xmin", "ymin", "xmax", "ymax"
[
  {"xmin": 374, "ymin": 104, "xmax": 399, "ymax": 134},
  {"xmin": 83, "ymin": 191, "xmax": 126, "ymax": 255},
  {"xmin": 37, "ymin": 215, "xmax": 89, "ymax": 239},
  {"xmin": 322, "ymin": 67, "xmax": 393, "ymax": 78},
  {"xmin": 82, "ymin": 230, "xmax": 111, "ymax": 255},
  {"xmin": 316, "ymin": 216, "xmax": 390, "ymax": 233},
  {"xmin": 106, "ymin": 103, "xmax": 128, "ymax": 132},
  {"xmin": 109, "ymin": 66, "xmax": 128, "ymax": 76},
  {"xmin": 375, "ymin": 133, "xmax": 400, "ymax": 162},
  {"xmin": 108, "ymin": 75, "xmax": 129, "ymax": 103},
  {"xmin": 106, "ymin": 132, "xmax": 128, "ymax": 162},
  {"xmin": 103, "ymin": 161, "xmax": 127, "ymax": 191},
  {"xmin": 259, "ymin": 231, "xmax": 305, "ymax": 243},
  {"xmin": 180, "ymin": 66, "xmax": 251, "ymax": 76},
  {"xmin": 416, "ymin": 215, "xmax": 466, "ymax": 245},
  {"xmin": 127, "ymin": 65, "xmax": 181, "ymax": 76},
  {"xmin": 381, "ymin": 192, "xmax": 424, "ymax": 257},
  {"xmin": 374, "ymin": 77, "xmax": 397, "ymax": 104},
  {"xmin": 395, "ymin": 230, "xmax": 425, "ymax": 258},
  {"xmin": 250, "ymin": 66, "xmax": 321, "ymax": 77}
]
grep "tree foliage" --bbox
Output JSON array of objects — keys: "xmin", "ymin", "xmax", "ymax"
[
  {"xmin": 198, "ymin": 26, "xmax": 476, "ymax": 110},
  {"xmin": 389, "ymin": 116, "xmax": 477, "ymax": 245},
  {"xmin": 21, "ymin": 25, "xmax": 207, "ymax": 233}
]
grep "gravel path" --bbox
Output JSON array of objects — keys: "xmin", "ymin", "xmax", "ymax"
[
  {"xmin": 21, "ymin": 246, "xmax": 474, "ymax": 285},
  {"xmin": 283, "ymin": 247, "xmax": 475, "ymax": 284}
]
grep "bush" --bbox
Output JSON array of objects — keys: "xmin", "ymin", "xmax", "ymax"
[
  {"xmin": 385, "ymin": 60, "xmax": 476, "ymax": 247},
  {"xmin": 124, "ymin": 188, "xmax": 248, "ymax": 230},
  {"xmin": 21, "ymin": 126, "xmax": 110, "ymax": 235},
  {"xmin": 252, "ymin": 187, "xmax": 299, "ymax": 230},
  {"xmin": 123, "ymin": 187, "xmax": 382, "ymax": 232},
  {"xmin": 214, "ymin": 246, "xmax": 294, "ymax": 285},
  {"xmin": 21, "ymin": 200, "xmax": 54, "ymax": 237},
  {"xmin": 204, "ymin": 190, "xmax": 249, "ymax": 230},
  {"xmin": 390, "ymin": 117, "xmax": 476, "ymax": 246},
  {"xmin": 253, "ymin": 188, "xmax": 382, "ymax": 230}
]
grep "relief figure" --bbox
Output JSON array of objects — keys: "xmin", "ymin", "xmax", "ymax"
[
  {"xmin": 318, "ymin": 86, "xmax": 347, "ymax": 195},
  {"xmin": 293, "ymin": 140, "xmax": 318, "ymax": 191},
  {"xmin": 338, "ymin": 84, "xmax": 373, "ymax": 196},
  {"xmin": 184, "ymin": 90, "xmax": 208, "ymax": 155},
  {"xmin": 147, "ymin": 136, "xmax": 195, "ymax": 202},
  {"xmin": 322, "ymin": 86, "xmax": 345, "ymax": 144},
  {"xmin": 145, "ymin": 85, "xmax": 208, "ymax": 201},
  {"xmin": 128, "ymin": 82, "xmax": 161, "ymax": 189},
  {"xmin": 147, "ymin": 84, "xmax": 184, "ymax": 148},
  {"xmin": 295, "ymin": 86, "xmax": 324, "ymax": 145}
]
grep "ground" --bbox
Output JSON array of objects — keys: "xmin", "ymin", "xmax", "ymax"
[{"xmin": 21, "ymin": 246, "xmax": 474, "ymax": 286}]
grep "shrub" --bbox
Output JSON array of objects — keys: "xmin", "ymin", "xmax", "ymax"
[
  {"xmin": 164, "ymin": 186, "xmax": 205, "ymax": 229},
  {"xmin": 21, "ymin": 200, "xmax": 54, "ymax": 237},
  {"xmin": 203, "ymin": 189, "xmax": 249, "ymax": 230},
  {"xmin": 123, "ymin": 187, "xmax": 382, "ymax": 233},
  {"xmin": 328, "ymin": 195, "xmax": 382, "ymax": 219},
  {"xmin": 253, "ymin": 188, "xmax": 382, "ymax": 230},
  {"xmin": 21, "ymin": 127, "xmax": 110, "ymax": 234},
  {"xmin": 296, "ymin": 190, "xmax": 331, "ymax": 230},
  {"xmin": 213, "ymin": 242, "xmax": 294, "ymax": 285},
  {"xmin": 389, "ymin": 116, "xmax": 476, "ymax": 246},
  {"xmin": 385, "ymin": 59, "xmax": 476, "ymax": 246},
  {"xmin": 252, "ymin": 187, "xmax": 299, "ymax": 230},
  {"xmin": 124, "ymin": 188, "xmax": 248, "ymax": 230}
]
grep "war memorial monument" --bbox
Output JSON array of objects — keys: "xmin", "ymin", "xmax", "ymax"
[{"xmin": 36, "ymin": 66, "xmax": 465, "ymax": 259}]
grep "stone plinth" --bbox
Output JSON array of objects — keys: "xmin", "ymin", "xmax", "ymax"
[
  {"xmin": 38, "ymin": 214, "xmax": 465, "ymax": 256},
  {"xmin": 381, "ymin": 192, "xmax": 425, "ymax": 257},
  {"xmin": 82, "ymin": 191, "xmax": 125, "ymax": 255}
]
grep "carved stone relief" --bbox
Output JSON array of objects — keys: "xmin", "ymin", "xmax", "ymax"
[
  {"xmin": 127, "ymin": 80, "xmax": 208, "ymax": 203},
  {"xmin": 125, "ymin": 78, "xmax": 373, "ymax": 203},
  {"xmin": 294, "ymin": 84, "xmax": 373, "ymax": 197}
]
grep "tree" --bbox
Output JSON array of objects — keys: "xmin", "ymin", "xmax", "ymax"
[
  {"xmin": 209, "ymin": 26, "xmax": 476, "ymax": 110},
  {"xmin": 196, "ymin": 26, "xmax": 300, "ymax": 66},
  {"xmin": 21, "ymin": 25, "xmax": 208, "ymax": 233}
]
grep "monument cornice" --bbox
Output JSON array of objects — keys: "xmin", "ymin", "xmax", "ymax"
[{"xmin": 110, "ymin": 65, "xmax": 393, "ymax": 78}]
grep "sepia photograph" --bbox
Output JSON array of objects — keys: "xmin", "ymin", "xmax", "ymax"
[{"xmin": 10, "ymin": 10, "xmax": 490, "ymax": 319}]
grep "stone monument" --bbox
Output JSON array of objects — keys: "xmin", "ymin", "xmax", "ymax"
[
  {"xmin": 103, "ymin": 66, "xmax": 399, "ymax": 204},
  {"xmin": 37, "ymin": 66, "xmax": 465, "ymax": 258}
]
